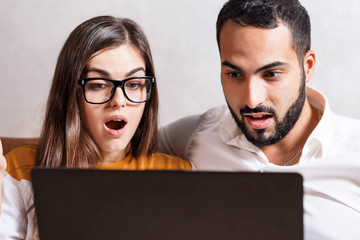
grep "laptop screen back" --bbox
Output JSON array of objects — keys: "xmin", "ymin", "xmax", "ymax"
[{"xmin": 32, "ymin": 168, "xmax": 303, "ymax": 240}]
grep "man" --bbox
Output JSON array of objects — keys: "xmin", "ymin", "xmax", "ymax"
[{"xmin": 159, "ymin": 0, "xmax": 360, "ymax": 239}]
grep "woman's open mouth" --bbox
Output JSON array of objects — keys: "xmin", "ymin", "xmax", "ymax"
[
  {"xmin": 105, "ymin": 119, "xmax": 126, "ymax": 130},
  {"xmin": 105, "ymin": 118, "xmax": 127, "ymax": 136}
]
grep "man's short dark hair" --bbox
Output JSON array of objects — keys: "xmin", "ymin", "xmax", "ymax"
[{"xmin": 216, "ymin": 0, "xmax": 311, "ymax": 62}]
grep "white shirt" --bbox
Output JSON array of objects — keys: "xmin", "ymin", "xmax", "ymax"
[{"xmin": 159, "ymin": 87, "xmax": 360, "ymax": 240}]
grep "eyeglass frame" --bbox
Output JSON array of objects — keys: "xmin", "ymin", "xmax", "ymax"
[{"xmin": 78, "ymin": 76, "xmax": 156, "ymax": 104}]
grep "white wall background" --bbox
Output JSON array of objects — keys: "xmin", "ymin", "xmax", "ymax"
[{"xmin": 0, "ymin": 0, "xmax": 359, "ymax": 138}]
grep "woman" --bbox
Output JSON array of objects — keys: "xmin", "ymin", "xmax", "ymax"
[{"xmin": 0, "ymin": 16, "xmax": 191, "ymax": 239}]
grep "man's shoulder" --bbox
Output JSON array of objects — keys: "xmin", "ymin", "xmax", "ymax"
[
  {"xmin": 332, "ymin": 112, "xmax": 360, "ymax": 134},
  {"xmin": 160, "ymin": 105, "xmax": 229, "ymax": 137},
  {"xmin": 164, "ymin": 105, "xmax": 228, "ymax": 130},
  {"xmin": 159, "ymin": 105, "xmax": 229, "ymax": 159},
  {"xmin": 198, "ymin": 105, "xmax": 229, "ymax": 126},
  {"xmin": 330, "ymin": 112, "xmax": 360, "ymax": 151}
]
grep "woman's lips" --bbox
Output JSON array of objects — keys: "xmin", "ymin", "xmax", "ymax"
[
  {"xmin": 105, "ymin": 119, "xmax": 126, "ymax": 130},
  {"xmin": 104, "ymin": 116, "xmax": 127, "ymax": 136},
  {"xmin": 244, "ymin": 113, "xmax": 273, "ymax": 129}
]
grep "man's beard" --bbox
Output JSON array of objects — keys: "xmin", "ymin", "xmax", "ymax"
[{"xmin": 228, "ymin": 71, "xmax": 306, "ymax": 147}]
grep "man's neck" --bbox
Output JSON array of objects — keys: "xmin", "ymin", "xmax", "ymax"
[{"xmin": 260, "ymin": 99, "xmax": 319, "ymax": 166}]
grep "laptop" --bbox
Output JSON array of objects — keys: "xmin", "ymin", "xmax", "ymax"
[{"xmin": 32, "ymin": 168, "xmax": 303, "ymax": 240}]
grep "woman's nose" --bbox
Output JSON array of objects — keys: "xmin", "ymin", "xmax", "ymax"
[{"xmin": 109, "ymin": 87, "xmax": 126, "ymax": 107}]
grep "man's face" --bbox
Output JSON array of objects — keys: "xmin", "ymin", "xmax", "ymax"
[{"xmin": 219, "ymin": 21, "xmax": 306, "ymax": 147}]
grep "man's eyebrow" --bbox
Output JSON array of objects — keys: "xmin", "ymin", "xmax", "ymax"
[
  {"xmin": 255, "ymin": 61, "xmax": 289, "ymax": 74},
  {"xmin": 85, "ymin": 67, "xmax": 146, "ymax": 78},
  {"xmin": 221, "ymin": 61, "xmax": 244, "ymax": 73},
  {"xmin": 221, "ymin": 60, "xmax": 289, "ymax": 74}
]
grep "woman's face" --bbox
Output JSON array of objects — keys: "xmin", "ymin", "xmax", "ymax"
[{"xmin": 80, "ymin": 44, "xmax": 146, "ymax": 163}]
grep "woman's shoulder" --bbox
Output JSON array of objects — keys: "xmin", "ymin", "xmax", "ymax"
[
  {"xmin": 139, "ymin": 152, "xmax": 192, "ymax": 170},
  {"xmin": 5, "ymin": 144, "xmax": 38, "ymax": 181}
]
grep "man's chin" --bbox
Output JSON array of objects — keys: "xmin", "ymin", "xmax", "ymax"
[
  {"xmin": 245, "ymin": 136, "xmax": 274, "ymax": 147},
  {"xmin": 243, "ymin": 133, "xmax": 272, "ymax": 147},
  {"xmin": 227, "ymin": 103, "xmax": 290, "ymax": 147}
]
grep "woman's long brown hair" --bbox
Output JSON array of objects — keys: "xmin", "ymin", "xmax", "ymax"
[
  {"xmin": 36, "ymin": 16, "xmax": 158, "ymax": 167},
  {"xmin": 29, "ymin": 16, "xmax": 159, "ymax": 239}
]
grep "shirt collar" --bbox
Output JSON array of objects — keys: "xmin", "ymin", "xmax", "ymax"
[
  {"xmin": 219, "ymin": 86, "xmax": 336, "ymax": 159},
  {"xmin": 304, "ymin": 86, "xmax": 335, "ymax": 159}
]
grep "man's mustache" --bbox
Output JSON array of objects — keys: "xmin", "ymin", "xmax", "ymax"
[{"xmin": 240, "ymin": 105, "xmax": 276, "ymax": 115}]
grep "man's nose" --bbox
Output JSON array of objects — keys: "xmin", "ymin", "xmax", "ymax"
[{"xmin": 244, "ymin": 78, "xmax": 266, "ymax": 109}]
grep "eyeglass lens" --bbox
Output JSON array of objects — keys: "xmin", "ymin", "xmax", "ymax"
[{"xmin": 84, "ymin": 78, "xmax": 151, "ymax": 103}]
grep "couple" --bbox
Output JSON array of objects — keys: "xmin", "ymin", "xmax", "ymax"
[{"xmin": 1, "ymin": 0, "xmax": 360, "ymax": 239}]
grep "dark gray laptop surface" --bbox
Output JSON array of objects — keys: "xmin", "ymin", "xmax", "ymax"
[{"xmin": 32, "ymin": 168, "xmax": 303, "ymax": 240}]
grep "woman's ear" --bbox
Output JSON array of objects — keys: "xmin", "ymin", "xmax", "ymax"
[{"xmin": 303, "ymin": 50, "xmax": 316, "ymax": 83}]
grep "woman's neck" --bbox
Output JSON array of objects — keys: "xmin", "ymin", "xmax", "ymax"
[{"xmin": 101, "ymin": 145, "xmax": 130, "ymax": 164}]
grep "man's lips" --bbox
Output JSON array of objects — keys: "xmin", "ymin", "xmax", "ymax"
[{"xmin": 243, "ymin": 113, "xmax": 273, "ymax": 129}]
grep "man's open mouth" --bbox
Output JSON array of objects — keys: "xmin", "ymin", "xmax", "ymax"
[{"xmin": 244, "ymin": 114, "xmax": 273, "ymax": 121}]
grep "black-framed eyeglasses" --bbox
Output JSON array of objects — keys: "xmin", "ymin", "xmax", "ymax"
[{"xmin": 78, "ymin": 76, "xmax": 155, "ymax": 104}]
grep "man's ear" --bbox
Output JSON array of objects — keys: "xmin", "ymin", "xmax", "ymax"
[{"xmin": 303, "ymin": 50, "xmax": 316, "ymax": 83}]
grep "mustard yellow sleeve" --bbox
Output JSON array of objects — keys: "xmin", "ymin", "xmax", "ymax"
[{"xmin": 5, "ymin": 144, "xmax": 37, "ymax": 181}]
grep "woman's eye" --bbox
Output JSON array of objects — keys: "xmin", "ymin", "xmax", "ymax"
[
  {"xmin": 88, "ymin": 83, "xmax": 106, "ymax": 90},
  {"xmin": 125, "ymin": 82, "xmax": 143, "ymax": 90},
  {"xmin": 86, "ymin": 80, "xmax": 111, "ymax": 91}
]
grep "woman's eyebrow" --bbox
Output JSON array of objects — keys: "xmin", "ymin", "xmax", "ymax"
[
  {"xmin": 125, "ymin": 67, "xmax": 146, "ymax": 77},
  {"xmin": 85, "ymin": 67, "xmax": 146, "ymax": 78},
  {"xmin": 85, "ymin": 68, "xmax": 111, "ymax": 77}
]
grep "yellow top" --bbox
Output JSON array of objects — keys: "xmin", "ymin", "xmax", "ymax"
[{"xmin": 5, "ymin": 144, "xmax": 192, "ymax": 182}]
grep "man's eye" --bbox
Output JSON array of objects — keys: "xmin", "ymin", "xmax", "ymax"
[
  {"xmin": 264, "ymin": 71, "xmax": 281, "ymax": 79},
  {"xmin": 227, "ymin": 72, "xmax": 241, "ymax": 79}
]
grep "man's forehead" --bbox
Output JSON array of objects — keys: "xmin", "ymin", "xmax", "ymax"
[
  {"xmin": 219, "ymin": 21, "xmax": 294, "ymax": 57},
  {"xmin": 220, "ymin": 20, "xmax": 291, "ymax": 43},
  {"xmin": 219, "ymin": 21, "xmax": 299, "ymax": 72}
]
